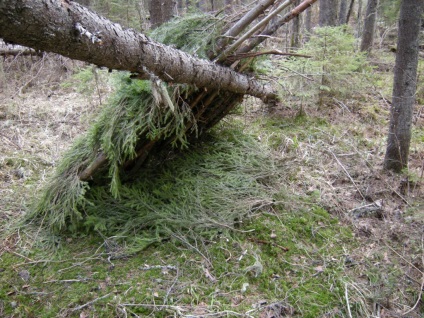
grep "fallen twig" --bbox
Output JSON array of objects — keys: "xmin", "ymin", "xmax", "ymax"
[
  {"xmin": 70, "ymin": 292, "xmax": 112, "ymax": 312},
  {"xmin": 247, "ymin": 237, "xmax": 289, "ymax": 252},
  {"xmin": 400, "ymin": 235, "xmax": 424, "ymax": 317},
  {"xmin": 328, "ymin": 149, "xmax": 366, "ymax": 201},
  {"xmin": 227, "ymin": 49, "xmax": 312, "ymax": 62}
]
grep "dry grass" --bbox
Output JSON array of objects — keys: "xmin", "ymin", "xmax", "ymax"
[{"xmin": 0, "ymin": 53, "xmax": 100, "ymax": 232}]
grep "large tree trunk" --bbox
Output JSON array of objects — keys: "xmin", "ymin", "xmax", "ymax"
[
  {"xmin": 360, "ymin": 0, "xmax": 379, "ymax": 52},
  {"xmin": 319, "ymin": 0, "xmax": 338, "ymax": 26},
  {"xmin": 304, "ymin": 5, "xmax": 312, "ymax": 41},
  {"xmin": 291, "ymin": 0, "xmax": 301, "ymax": 48},
  {"xmin": 346, "ymin": 0, "xmax": 355, "ymax": 24},
  {"xmin": 149, "ymin": 0, "xmax": 175, "ymax": 28},
  {"xmin": 384, "ymin": 0, "xmax": 423, "ymax": 172},
  {"xmin": 0, "ymin": 0, "xmax": 275, "ymax": 102},
  {"xmin": 338, "ymin": 0, "xmax": 348, "ymax": 25}
]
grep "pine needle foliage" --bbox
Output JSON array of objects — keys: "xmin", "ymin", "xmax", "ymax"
[
  {"xmin": 82, "ymin": 128, "xmax": 280, "ymax": 248},
  {"xmin": 149, "ymin": 13, "xmax": 224, "ymax": 58},
  {"xmin": 31, "ymin": 74, "xmax": 194, "ymax": 232},
  {"xmin": 28, "ymin": 137, "xmax": 93, "ymax": 232},
  {"xmin": 29, "ymin": 13, "xmax": 273, "ymax": 247}
]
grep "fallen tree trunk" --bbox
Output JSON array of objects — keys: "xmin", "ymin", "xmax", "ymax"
[{"xmin": 0, "ymin": 0, "xmax": 275, "ymax": 102}]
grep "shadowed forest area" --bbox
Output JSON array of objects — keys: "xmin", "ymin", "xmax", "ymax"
[{"xmin": 0, "ymin": 0, "xmax": 423, "ymax": 317}]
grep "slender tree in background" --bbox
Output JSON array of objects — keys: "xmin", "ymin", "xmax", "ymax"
[
  {"xmin": 384, "ymin": 0, "xmax": 423, "ymax": 172},
  {"xmin": 338, "ymin": 0, "xmax": 348, "ymax": 24},
  {"xmin": 346, "ymin": 0, "xmax": 355, "ymax": 24},
  {"xmin": 149, "ymin": 0, "xmax": 175, "ymax": 28},
  {"xmin": 304, "ymin": 5, "xmax": 312, "ymax": 41},
  {"xmin": 225, "ymin": 0, "xmax": 234, "ymax": 14},
  {"xmin": 291, "ymin": 0, "xmax": 301, "ymax": 47},
  {"xmin": 356, "ymin": 0, "xmax": 363, "ymax": 37},
  {"xmin": 319, "ymin": 0, "xmax": 338, "ymax": 26},
  {"xmin": 360, "ymin": 0, "xmax": 379, "ymax": 52}
]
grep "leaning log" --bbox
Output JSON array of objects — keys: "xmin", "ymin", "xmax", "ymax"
[{"xmin": 0, "ymin": 0, "xmax": 275, "ymax": 102}]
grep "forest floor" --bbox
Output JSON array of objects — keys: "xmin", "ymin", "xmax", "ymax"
[{"xmin": 0, "ymin": 49, "xmax": 423, "ymax": 318}]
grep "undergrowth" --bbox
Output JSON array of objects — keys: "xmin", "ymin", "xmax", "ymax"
[{"xmin": 262, "ymin": 26, "xmax": 374, "ymax": 106}]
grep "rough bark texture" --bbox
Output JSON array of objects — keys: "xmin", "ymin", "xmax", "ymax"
[
  {"xmin": 360, "ymin": 0, "xmax": 379, "ymax": 52},
  {"xmin": 0, "ymin": 0, "xmax": 275, "ymax": 101},
  {"xmin": 338, "ymin": 0, "xmax": 348, "ymax": 24},
  {"xmin": 319, "ymin": 0, "xmax": 338, "ymax": 26},
  {"xmin": 304, "ymin": 6, "xmax": 312, "ymax": 41},
  {"xmin": 291, "ymin": 0, "xmax": 301, "ymax": 48},
  {"xmin": 149, "ymin": 0, "xmax": 175, "ymax": 28},
  {"xmin": 384, "ymin": 0, "xmax": 423, "ymax": 172},
  {"xmin": 346, "ymin": 0, "xmax": 355, "ymax": 24}
]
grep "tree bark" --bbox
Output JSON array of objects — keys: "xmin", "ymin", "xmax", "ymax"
[
  {"xmin": 319, "ymin": 0, "xmax": 338, "ymax": 26},
  {"xmin": 360, "ymin": 0, "xmax": 379, "ymax": 52},
  {"xmin": 304, "ymin": 5, "xmax": 312, "ymax": 41},
  {"xmin": 346, "ymin": 0, "xmax": 355, "ymax": 24},
  {"xmin": 356, "ymin": 0, "xmax": 363, "ymax": 37},
  {"xmin": 291, "ymin": 0, "xmax": 301, "ymax": 48},
  {"xmin": 384, "ymin": 0, "xmax": 423, "ymax": 172},
  {"xmin": 149, "ymin": 0, "xmax": 175, "ymax": 29},
  {"xmin": 338, "ymin": 0, "xmax": 348, "ymax": 24},
  {"xmin": 0, "ymin": 0, "xmax": 275, "ymax": 102}
]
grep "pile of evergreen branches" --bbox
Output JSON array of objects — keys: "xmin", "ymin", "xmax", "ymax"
[{"xmin": 28, "ymin": 14, "xmax": 282, "ymax": 248}]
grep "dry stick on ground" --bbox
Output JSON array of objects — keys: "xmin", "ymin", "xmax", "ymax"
[
  {"xmin": 0, "ymin": 49, "xmax": 42, "ymax": 57},
  {"xmin": 400, "ymin": 235, "xmax": 424, "ymax": 316},
  {"xmin": 70, "ymin": 292, "xmax": 113, "ymax": 312},
  {"xmin": 345, "ymin": 283, "xmax": 353, "ymax": 318},
  {"xmin": 227, "ymin": 49, "xmax": 312, "ymax": 62},
  {"xmin": 328, "ymin": 149, "xmax": 367, "ymax": 201}
]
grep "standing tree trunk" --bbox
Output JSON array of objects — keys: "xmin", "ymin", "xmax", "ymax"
[
  {"xmin": 338, "ymin": 0, "xmax": 348, "ymax": 24},
  {"xmin": 149, "ymin": 0, "xmax": 175, "ymax": 29},
  {"xmin": 177, "ymin": 0, "xmax": 184, "ymax": 15},
  {"xmin": 304, "ymin": 5, "xmax": 312, "ymax": 41},
  {"xmin": 291, "ymin": 0, "xmax": 301, "ymax": 48},
  {"xmin": 319, "ymin": 0, "xmax": 338, "ymax": 26},
  {"xmin": 225, "ymin": 0, "xmax": 234, "ymax": 14},
  {"xmin": 384, "ymin": 0, "xmax": 423, "ymax": 172},
  {"xmin": 360, "ymin": 0, "xmax": 379, "ymax": 52},
  {"xmin": 346, "ymin": 0, "xmax": 355, "ymax": 24},
  {"xmin": 0, "ymin": 0, "xmax": 275, "ymax": 101},
  {"xmin": 356, "ymin": 0, "xmax": 363, "ymax": 38}
]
